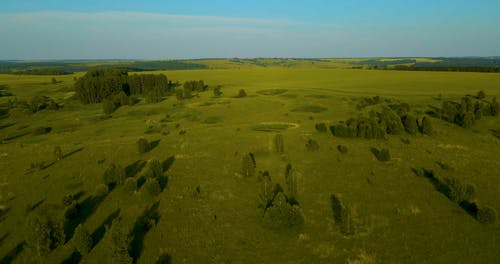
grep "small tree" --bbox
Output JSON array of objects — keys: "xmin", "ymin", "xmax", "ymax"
[
  {"xmin": 236, "ymin": 89, "xmax": 247, "ymax": 98},
  {"xmin": 103, "ymin": 163, "xmax": 126, "ymax": 185},
  {"xmin": 95, "ymin": 184, "xmax": 109, "ymax": 198},
  {"xmin": 73, "ymin": 224, "xmax": 93, "ymax": 255},
  {"xmin": 24, "ymin": 206, "xmax": 66, "ymax": 258},
  {"xmin": 137, "ymin": 138, "xmax": 150, "ymax": 153},
  {"xmin": 109, "ymin": 218, "xmax": 133, "ymax": 264},
  {"xmin": 143, "ymin": 178, "xmax": 161, "ymax": 197},
  {"xmin": 213, "ymin": 86, "xmax": 223, "ymax": 97},
  {"xmin": 144, "ymin": 159, "xmax": 163, "ymax": 179}
]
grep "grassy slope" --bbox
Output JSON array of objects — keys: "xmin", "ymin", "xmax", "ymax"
[{"xmin": 0, "ymin": 67, "xmax": 499, "ymax": 263}]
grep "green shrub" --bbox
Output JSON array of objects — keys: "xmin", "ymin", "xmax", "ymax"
[
  {"xmin": 441, "ymin": 101, "xmax": 459, "ymax": 123},
  {"xmin": 103, "ymin": 163, "xmax": 126, "ymax": 185},
  {"xmin": 262, "ymin": 192, "xmax": 304, "ymax": 230},
  {"xmin": 337, "ymin": 145, "xmax": 348, "ymax": 154},
  {"xmin": 95, "ymin": 184, "xmax": 109, "ymax": 198},
  {"xmin": 73, "ymin": 224, "xmax": 93, "ymax": 255},
  {"xmin": 236, "ymin": 89, "xmax": 247, "ymax": 98},
  {"xmin": 175, "ymin": 89, "xmax": 184, "ymax": 101},
  {"xmin": 379, "ymin": 107, "xmax": 404, "ymax": 135},
  {"xmin": 146, "ymin": 86, "xmax": 164, "ymax": 103},
  {"xmin": 137, "ymin": 138, "xmax": 150, "ymax": 153},
  {"xmin": 274, "ymin": 134, "xmax": 284, "ymax": 154},
  {"xmin": 103, "ymin": 98, "xmax": 118, "ymax": 115},
  {"xmin": 477, "ymin": 90, "xmax": 486, "ymax": 99},
  {"xmin": 144, "ymin": 159, "xmax": 163, "ymax": 179},
  {"xmin": 115, "ymin": 91, "xmax": 130, "ymax": 106},
  {"xmin": 29, "ymin": 96, "xmax": 59, "ymax": 113},
  {"xmin": 476, "ymin": 206, "xmax": 497, "ymax": 224},
  {"xmin": 330, "ymin": 194, "xmax": 357, "ymax": 236},
  {"xmin": 143, "ymin": 178, "xmax": 161, "ymax": 197},
  {"xmin": 124, "ymin": 177, "xmax": 137, "ymax": 192},
  {"xmin": 24, "ymin": 205, "xmax": 66, "ymax": 258},
  {"xmin": 315, "ymin": 123, "xmax": 327, "ymax": 132},
  {"xmin": 53, "ymin": 146, "xmax": 63, "ymax": 161},
  {"xmin": 109, "ymin": 218, "xmax": 133, "ymax": 264},
  {"xmin": 419, "ymin": 116, "xmax": 433, "ymax": 135},
  {"xmin": 213, "ymin": 86, "xmax": 223, "ymax": 97},
  {"xmin": 330, "ymin": 123, "xmax": 350, "ymax": 138},
  {"xmin": 241, "ymin": 153, "xmax": 256, "ymax": 177},
  {"xmin": 401, "ymin": 114, "xmax": 418, "ymax": 135},
  {"xmin": 444, "ymin": 177, "xmax": 475, "ymax": 203},
  {"xmin": 61, "ymin": 194, "xmax": 74, "ymax": 206},
  {"xmin": 371, "ymin": 147, "xmax": 391, "ymax": 162},
  {"xmin": 305, "ymin": 139, "xmax": 319, "ymax": 151},
  {"xmin": 491, "ymin": 97, "xmax": 499, "ymax": 116}
]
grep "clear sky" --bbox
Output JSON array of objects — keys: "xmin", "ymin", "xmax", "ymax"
[{"xmin": 1, "ymin": 0, "xmax": 499, "ymax": 59}]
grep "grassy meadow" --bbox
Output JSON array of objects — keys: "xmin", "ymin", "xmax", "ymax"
[{"xmin": 1, "ymin": 63, "xmax": 500, "ymax": 263}]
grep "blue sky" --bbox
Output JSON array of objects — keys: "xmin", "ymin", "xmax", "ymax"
[{"xmin": 1, "ymin": 0, "xmax": 499, "ymax": 59}]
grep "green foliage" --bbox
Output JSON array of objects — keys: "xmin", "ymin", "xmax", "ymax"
[
  {"xmin": 95, "ymin": 184, "xmax": 109, "ymax": 198},
  {"xmin": 137, "ymin": 138, "xmax": 150, "ymax": 154},
  {"xmin": 337, "ymin": 145, "xmax": 348, "ymax": 154},
  {"xmin": 128, "ymin": 74, "xmax": 170, "ymax": 96},
  {"xmin": 443, "ymin": 177, "xmax": 476, "ymax": 203},
  {"xmin": 262, "ymin": 192, "xmax": 304, "ymax": 230},
  {"xmin": 476, "ymin": 206, "xmax": 497, "ymax": 224},
  {"xmin": 491, "ymin": 97, "xmax": 499, "ymax": 116},
  {"xmin": 124, "ymin": 177, "xmax": 137, "ymax": 192},
  {"xmin": 330, "ymin": 123, "xmax": 351, "ymax": 138},
  {"xmin": 103, "ymin": 163, "xmax": 126, "ymax": 185},
  {"xmin": 175, "ymin": 89, "xmax": 184, "ymax": 101},
  {"xmin": 330, "ymin": 194, "xmax": 357, "ymax": 236},
  {"xmin": 371, "ymin": 147, "xmax": 391, "ymax": 162},
  {"xmin": 315, "ymin": 122, "xmax": 327, "ymax": 132},
  {"xmin": 213, "ymin": 85, "xmax": 223, "ymax": 97},
  {"xmin": 29, "ymin": 95, "xmax": 59, "ymax": 113},
  {"xmin": 75, "ymin": 69, "xmax": 129, "ymax": 104},
  {"xmin": 241, "ymin": 153, "xmax": 256, "ymax": 177},
  {"xmin": 477, "ymin": 90, "xmax": 486, "ymax": 99},
  {"xmin": 143, "ymin": 178, "xmax": 161, "ymax": 197},
  {"xmin": 144, "ymin": 159, "xmax": 163, "ymax": 179},
  {"xmin": 274, "ymin": 134, "xmax": 285, "ymax": 154},
  {"xmin": 145, "ymin": 86, "xmax": 165, "ymax": 103},
  {"xmin": 379, "ymin": 107, "xmax": 404, "ymax": 135},
  {"xmin": 184, "ymin": 80, "xmax": 208, "ymax": 92},
  {"xmin": 109, "ymin": 218, "xmax": 133, "ymax": 264},
  {"xmin": 103, "ymin": 97, "xmax": 118, "ymax": 115},
  {"xmin": 419, "ymin": 116, "xmax": 433, "ymax": 135},
  {"xmin": 73, "ymin": 224, "xmax": 93, "ymax": 255},
  {"xmin": 305, "ymin": 138, "xmax": 319, "ymax": 151},
  {"xmin": 401, "ymin": 114, "xmax": 418, "ymax": 135},
  {"xmin": 115, "ymin": 91, "xmax": 130, "ymax": 106},
  {"xmin": 53, "ymin": 146, "xmax": 63, "ymax": 160},
  {"xmin": 61, "ymin": 193, "xmax": 74, "ymax": 206},
  {"xmin": 236, "ymin": 89, "xmax": 247, "ymax": 98},
  {"xmin": 24, "ymin": 205, "xmax": 66, "ymax": 258}
]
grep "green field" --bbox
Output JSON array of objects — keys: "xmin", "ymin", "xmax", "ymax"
[{"xmin": 1, "ymin": 65, "xmax": 499, "ymax": 263}]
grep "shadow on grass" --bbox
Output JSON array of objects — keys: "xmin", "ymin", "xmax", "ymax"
[
  {"xmin": 0, "ymin": 241, "xmax": 26, "ymax": 264},
  {"xmin": 156, "ymin": 253, "xmax": 172, "ymax": 264},
  {"xmin": 0, "ymin": 233, "xmax": 9, "ymax": 246},
  {"xmin": 0, "ymin": 122, "xmax": 15, "ymax": 130},
  {"xmin": 125, "ymin": 160, "xmax": 147, "ymax": 178},
  {"xmin": 2, "ymin": 131, "xmax": 30, "ymax": 142},
  {"xmin": 0, "ymin": 207, "xmax": 10, "ymax": 222},
  {"xmin": 412, "ymin": 168, "xmax": 479, "ymax": 220},
  {"xmin": 91, "ymin": 209, "xmax": 121, "ymax": 247},
  {"xmin": 62, "ymin": 147, "xmax": 85, "ymax": 159},
  {"xmin": 64, "ymin": 195, "xmax": 106, "ymax": 242},
  {"xmin": 149, "ymin": 140, "xmax": 161, "ymax": 151},
  {"xmin": 162, "ymin": 156, "xmax": 175, "ymax": 172},
  {"xmin": 60, "ymin": 250, "xmax": 81, "ymax": 264},
  {"xmin": 25, "ymin": 198, "xmax": 46, "ymax": 214},
  {"xmin": 130, "ymin": 202, "xmax": 160, "ymax": 262}
]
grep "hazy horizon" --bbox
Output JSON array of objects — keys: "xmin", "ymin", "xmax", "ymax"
[{"xmin": 1, "ymin": 0, "xmax": 500, "ymax": 60}]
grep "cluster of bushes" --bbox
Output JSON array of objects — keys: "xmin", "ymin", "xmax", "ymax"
[
  {"xmin": 24, "ymin": 205, "xmax": 66, "ymax": 258},
  {"xmin": 356, "ymin": 96, "xmax": 389, "ymax": 109},
  {"xmin": 417, "ymin": 169, "xmax": 497, "ymax": 224},
  {"xmin": 329, "ymin": 105, "xmax": 433, "ymax": 139},
  {"xmin": 6, "ymin": 95, "xmax": 60, "ymax": 113},
  {"xmin": 258, "ymin": 166, "xmax": 304, "ymax": 230},
  {"xmin": 439, "ymin": 93, "xmax": 499, "ymax": 128},
  {"xmin": 0, "ymin": 84, "xmax": 13, "ymax": 97}
]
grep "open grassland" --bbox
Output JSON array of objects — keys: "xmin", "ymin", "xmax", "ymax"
[{"xmin": 1, "ymin": 67, "xmax": 499, "ymax": 263}]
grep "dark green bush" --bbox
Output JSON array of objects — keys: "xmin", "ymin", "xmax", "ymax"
[
  {"xmin": 379, "ymin": 107, "xmax": 404, "ymax": 135},
  {"xmin": 477, "ymin": 90, "xmax": 486, "ymax": 99},
  {"xmin": 274, "ymin": 134, "xmax": 284, "ymax": 154},
  {"xmin": 236, "ymin": 89, "xmax": 247, "ymax": 98},
  {"xmin": 144, "ymin": 159, "xmax": 163, "ymax": 179},
  {"xmin": 73, "ymin": 224, "xmax": 93, "ymax": 255},
  {"xmin": 30, "ymin": 96, "xmax": 59, "ymax": 112},
  {"xmin": 102, "ymin": 98, "xmax": 118, "ymax": 115},
  {"xmin": 109, "ymin": 218, "xmax": 133, "ymax": 264},
  {"xmin": 337, "ymin": 145, "xmax": 348, "ymax": 154},
  {"xmin": 401, "ymin": 114, "xmax": 418, "ymax": 135},
  {"xmin": 143, "ymin": 178, "xmax": 161, "ymax": 197},
  {"xmin": 330, "ymin": 194, "xmax": 357, "ymax": 236},
  {"xmin": 241, "ymin": 153, "xmax": 256, "ymax": 177},
  {"xmin": 175, "ymin": 89, "xmax": 184, "ymax": 101},
  {"xmin": 184, "ymin": 80, "xmax": 208, "ymax": 92},
  {"xmin": 137, "ymin": 138, "xmax": 150, "ymax": 154},
  {"xmin": 476, "ymin": 206, "xmax": 497, "ymax": 224},
  {"xmin": 330, "ymin": 123, "xmax": 350, "ymax": 138},
  {"xmin": 262, "ymin": 192, "xmax": 304, "ymax": 230},
  {"xmin": 103, "ymin": 163, "xmax": 126, "ymax": 185},
  {"xmin": 75, "ymin": 69, "xmax": 129, "ymax": 104},
  {"xmin": 305, "ymin": 139, "xmax": 319, "ymax": 151},
  {"xmin": 124, "ymin": 177, "xmax": 137, "ymax": 192},
  {"xmin": 371, "ymin": 147, "xmax": 391, "ymax": 162},
  {"xmin": 115, "ymin": 91, "xmax": 130, "ymax": 106},
  {"xmin": 491, "ymin": 97, "xmax": 499, "ymax": 116},
  {"xmin": 24, "ymin": 205, "xmax": 66, "ymax": 258},
  {"xmin": 61, "ymin": 194, "xmax": 74, "ymax": 206},
  {"xmin": 53, "ymin": 146, "xmax": 63, "ymax": 160},
  {"xmin": 419, "ymin": 116, "xmax": 433, "ymax": 135},
  {"xmin": 444, "ymin": 177, "xmax": 475, "ymax": 203},
  {"xmin": 315, "ymin": 123, "xmax": 327, "ymax": 132},
  {"xmin": 213, "ymin": 86, "xmax": 223, "ymax": 97}
]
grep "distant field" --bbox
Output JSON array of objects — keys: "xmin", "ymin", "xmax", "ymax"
[{"xmin": 1, "ymin": 67, "xmax": 499, "ymax": 263}]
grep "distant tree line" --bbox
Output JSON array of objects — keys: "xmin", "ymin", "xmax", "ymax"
[{"xmin": 391, "ymin": 65, "xmax": 500, "ymax": 73}]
